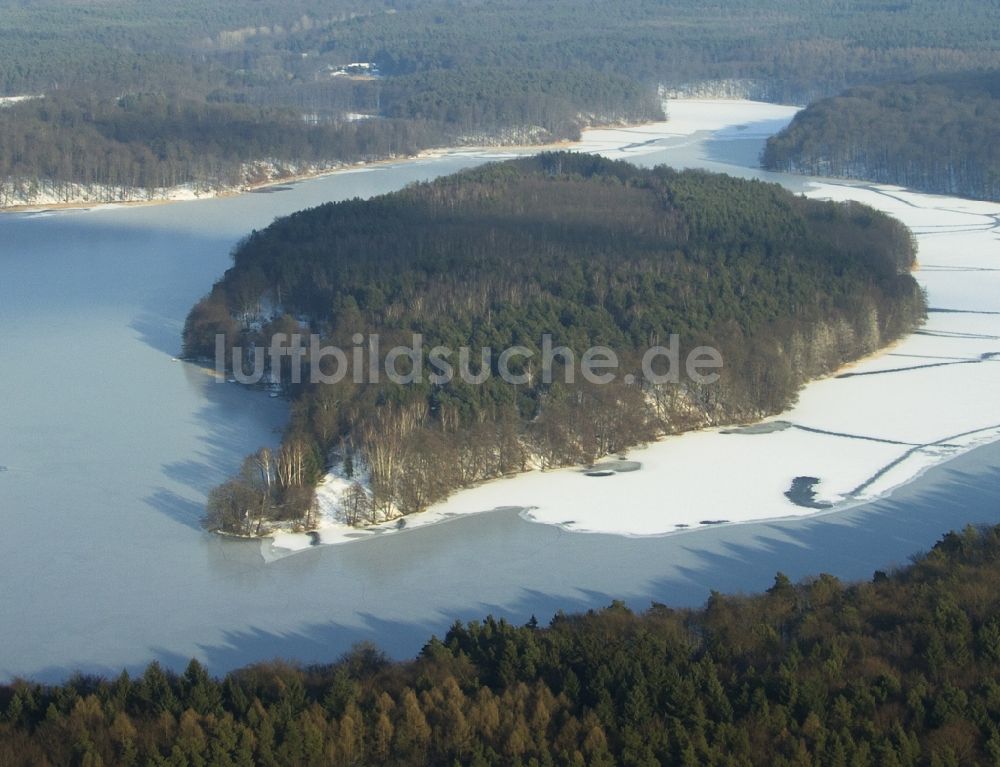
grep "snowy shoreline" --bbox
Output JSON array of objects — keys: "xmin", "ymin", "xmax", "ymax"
[
  {"xmin": 0, "ymin": 156, "xmax": 418, "ymax": 213},
  {"xmin": 251, "ymin": 99, "xmax": 999, "ymax": 552},
  {"xmin": 0, "ymin": 134, "xmax": 587, "ymax": 213}
]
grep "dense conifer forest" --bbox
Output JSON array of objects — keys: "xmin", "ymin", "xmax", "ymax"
[
  {"xmin": 3, "ymin": 0, "xmax": 1000, "ymax": 202},
  {"xmin": 5, "ymin": 523, "xmax": 1000, "ymax": 765},
  {"xmin": 184, "ymin": 154, "xmax": 925, "ymax": 533},
  {"xmin": 0, "ymin": 93, "xmax": 442, "ymax": 206},
  {"xmin": 762, "ymin": 71, "xmax": 1000, "ymax": 201}
]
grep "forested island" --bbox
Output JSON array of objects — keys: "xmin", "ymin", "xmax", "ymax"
[
  {"xmin": 3, "ymin": 0, "xmax": 1000, "ymax": 206},
  {"xmin": 762, "ymin": 71, "xmax": 1000, "ymax": 201},
  {"xmin": 5, "ymin": 522, "xmax": 1000, "ymax": 765},
  {"xmin": 184, "ymin": 153, "xmax": 926, "ymax": 535}
]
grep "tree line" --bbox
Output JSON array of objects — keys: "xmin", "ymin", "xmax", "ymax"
[
  {"xmin": 6, "ymin": 0, "xmax": 1000, "ymax": 101},
  {"xmin": 185, "ymin": 153, "xmax": 926, "ymax": 533},
  {"xmin": 302, "ymin": 0, "xmax": 1000, "ymax": 105},
  {"xmin": 762, "ymin": 71, "xmax": 1000, "ymax": 202},
  {"xmin": 5, "ymin": 523, "xmax": 1000, "ymax": 764},
  {"xmin": 0, "ymin": 92, "xmax": 440, "ymax": 205}
]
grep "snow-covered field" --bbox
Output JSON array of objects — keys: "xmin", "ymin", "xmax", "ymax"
[{"xmin": 268, "ymin": 100, "xmax": 1000, "ymax": 551}]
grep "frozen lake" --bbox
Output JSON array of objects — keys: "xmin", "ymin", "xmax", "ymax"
[{"xmin": 1, "ymin": 101, "xmax": 998, "ymax": 681}]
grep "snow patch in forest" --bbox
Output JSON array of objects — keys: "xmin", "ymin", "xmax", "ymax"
[{"xmin": 0, "ymin": 95, "xmax": 41, "ymax": 108}]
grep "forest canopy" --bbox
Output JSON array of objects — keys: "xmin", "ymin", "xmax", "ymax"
[
  {"xmin": 0, "ymin": 92, "xmax": 440, "ymax": 205},
  {"xmin": 762, "ymin": 71, "xmax": 1000, "ymax": 201},
  {"xmin": 3, "ymin": 0, "xmax": 1000, "ymax": 201},
  {"xmin": 4, "ymin": 522, "xmax": 1000, "ymax": 765},
  {"xmin": 185, "ymin": 153, "xmax": 926, "ymax": 533}
]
